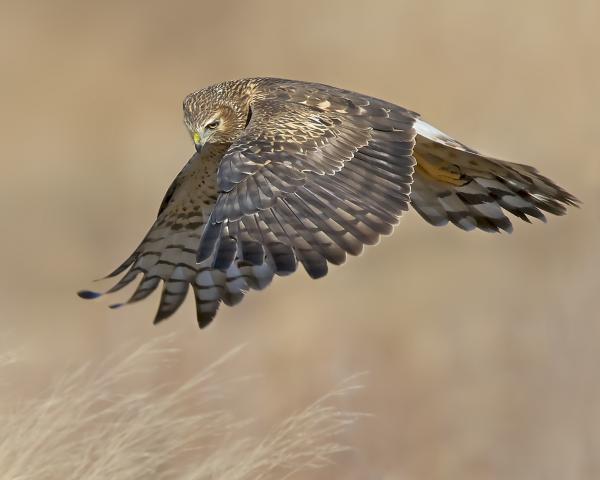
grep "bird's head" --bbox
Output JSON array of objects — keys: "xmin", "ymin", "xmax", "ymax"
[{"xmin": 183, "ymin": 83, "xmax": 252, "ymax": 153}]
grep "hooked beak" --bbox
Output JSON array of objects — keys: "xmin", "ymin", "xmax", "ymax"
[{"xmin": 193, "ymin": 131, "xmax": 202, "ymax": 153}]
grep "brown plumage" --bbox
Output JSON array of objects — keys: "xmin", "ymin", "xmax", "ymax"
[{"xmin": 78, "ymin": 78, "xmax": 579, "ymax": 327}]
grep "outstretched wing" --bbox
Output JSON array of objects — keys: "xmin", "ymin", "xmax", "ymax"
[
  {"xmin": 196, "ymin": 80, "xmax": 417, "ymax": 281},
  {"xmin": 80, "ymin": 80, "xmax": 418, "ymax": 327},
  {"xmin": 411, "ymin": 119, "xmax": 579, "ymax": 232}
]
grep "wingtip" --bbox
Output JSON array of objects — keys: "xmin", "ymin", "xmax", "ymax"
[
  {"xmin": 153, "ymin": 307, "xmax": 177, "ymax": 325},
  {"xmin": 197, "ymin": 314, "xmax": 216, "ymax": 329},
  {"xmin": 565, "ymin": 192, "xmax": 582, "ymax": 208},
  {"xmin": 77, "ymin": 290, "xmax": 103, "ymax": 300}
]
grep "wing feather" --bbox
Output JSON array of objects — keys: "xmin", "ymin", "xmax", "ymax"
[
  {"xmin": 197, "ymin": 80, "xmax": 417, "ymax": 280},
  {"xmin": 78, "ymin": 152, "xmax": 277, "ymax": 327},
  {"xmin": 412, "ymin": 119, "xmax": 579, "ymax": 232}
]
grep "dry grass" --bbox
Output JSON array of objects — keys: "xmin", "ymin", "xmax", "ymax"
[{"xmin": 0, "ymin": 338, "xmax": 363, "ymax": 480}]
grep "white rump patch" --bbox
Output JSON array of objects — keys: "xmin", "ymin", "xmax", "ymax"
[{"xmin": 414, "ymin": 119, "xmax": 452, "ymax": 142}]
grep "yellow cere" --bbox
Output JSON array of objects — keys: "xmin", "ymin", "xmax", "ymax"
[{"xmin": 193, "ymin": 132, "xmax": 201, "ymax": 144}]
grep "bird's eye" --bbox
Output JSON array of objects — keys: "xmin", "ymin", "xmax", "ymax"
[{"xmin": 205, "ymin": 120, "xmax": 220, "ymax": 130}]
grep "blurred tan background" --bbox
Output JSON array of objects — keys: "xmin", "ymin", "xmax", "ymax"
[{"xmin": 1, "ymin": 0, "xmax": 599, "ymax": 478}]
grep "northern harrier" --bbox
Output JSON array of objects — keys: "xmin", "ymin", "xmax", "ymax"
[{"xmin": 79, "ymin": 78, "xmax": 578, "ymax": 327}]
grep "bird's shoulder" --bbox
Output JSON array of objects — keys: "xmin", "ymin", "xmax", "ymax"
[{"xmin": 237, "ymin": 78, "xmax": 419, "ymax": 120}]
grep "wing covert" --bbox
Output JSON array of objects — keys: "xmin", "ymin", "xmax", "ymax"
[{"xmin": 197, "ymin": 80, "xmax": 418, "ymax": 279}]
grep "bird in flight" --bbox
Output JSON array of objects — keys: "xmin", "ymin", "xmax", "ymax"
[{"xmin": 78, "ymin": 78, "xmax": 578, "ymax": 327}]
